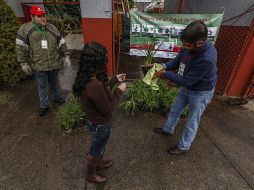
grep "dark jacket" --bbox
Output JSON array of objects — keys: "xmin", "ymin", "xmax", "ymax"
[
  {"xmin": 80, "ymin": 77, "xmax": 123, "ymax": 125},
  {"xmin": 162, "ymin": 41, "xmax": 217, "ymax": 91}
]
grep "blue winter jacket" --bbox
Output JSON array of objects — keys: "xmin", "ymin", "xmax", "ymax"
[{"xmin": 162, "ymin": 41, "xmax": 217, "ymax": 91}]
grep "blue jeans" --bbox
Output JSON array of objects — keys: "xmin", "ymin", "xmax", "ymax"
[
  {"xmin": 163, "ymin": 87, "xmax": 214, "ymax": 151},
  {"xmin": 34, "ymin": 69, "xmax": 60, "ymax": 109},
  {"xmin": 86, "ymin": 120, "xmax": 112, "ymax": 158}
]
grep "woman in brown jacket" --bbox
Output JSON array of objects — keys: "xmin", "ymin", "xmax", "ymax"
[{"xmin": 73, "ymin": 42, "xmax": 126, "ymax": 183}]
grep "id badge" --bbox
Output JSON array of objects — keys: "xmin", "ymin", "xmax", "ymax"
[
  {"xmin": 178, "ymin": 62, "xmax": 185, "ymax": 76},
  {"xmin": 41, "ymin": 40, "xmax": 48, "ymax": 49}
]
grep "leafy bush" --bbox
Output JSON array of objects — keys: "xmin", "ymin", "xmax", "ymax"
[
  {"xmin": 127, "ymin": 0, "xmax": 134, "ymax": 9},
  {"xmin": 121, "ymin": 80, "xmax": 179, "ymax": 115},
  {"xmin": 0, "ymin": 0, "xmax": 25, "ymax": 84},
  {"xmin": 44, "ymin": 1, "xmax": 81, "ymax": 35},
  {"xmin": 46, "ymin": 15, "xmax": 64, "ymax": 33},
  {"xmin": 0, "ymin": 92, "xmax": 12, "ymax": 105},
  {"xmin": 47, "ymin": 14, "xmax": 81, "ymax": 35},
  {"xmin": 57, "ymin": 94, "xmax": 84, "ymax": 130}
]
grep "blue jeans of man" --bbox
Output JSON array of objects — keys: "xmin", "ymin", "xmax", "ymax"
[
  {"xmin": 86, "ymin": 120, "xmax": 112, "ymax": 158},
  {"xmin": 163, "ymin": 87, "xmax": 214, "ymax": 151},
  {"xmin": 34, "ymin": 69, "xmax": 60, "ymax": 109}
]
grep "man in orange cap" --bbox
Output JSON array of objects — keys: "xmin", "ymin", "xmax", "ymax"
[{"xmin": 16, "ymin": 5, "xmax": 72, "ymax": 116}]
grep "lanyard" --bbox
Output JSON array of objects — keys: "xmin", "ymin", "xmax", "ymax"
[{"xmin": 33, "ymin": 23, "xmax": 46, "ymax": 37}]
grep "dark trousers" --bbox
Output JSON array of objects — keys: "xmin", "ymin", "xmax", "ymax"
[{"xmin": 34, "ymin": 69, "xmax": 60, "ymax": 109}]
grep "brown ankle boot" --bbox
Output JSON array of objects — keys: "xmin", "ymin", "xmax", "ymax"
[
  {"xmin": 97, "ymin": 155, "xmax": 113, "ymax": 171},
  {"xmin": 86, "ymin": 155, "xmax": 106, "ymax": 183}
]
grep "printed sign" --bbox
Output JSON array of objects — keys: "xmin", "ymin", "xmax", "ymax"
[{"xmin": 130, "ymin": 11, "xmax": 223, "ymax": 58}]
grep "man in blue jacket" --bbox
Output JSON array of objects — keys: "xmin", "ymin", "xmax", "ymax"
[{"xmin": 153, "ymin": 21, "xmax": 217, "ymax": 155}]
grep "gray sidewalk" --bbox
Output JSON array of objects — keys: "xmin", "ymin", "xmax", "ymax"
[
  {"xmin": 0, "ymin": 78, "xmax": 253, "ymax": 189},
  {"xmin": 92, "ymin": 97, "xmax": 253, "ymax": 190},
  {"xmin": 0, "ymin": 35, "xmax": 253, "ymax": 189}
]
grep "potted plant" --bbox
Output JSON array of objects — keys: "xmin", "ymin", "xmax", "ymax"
[
  {"xmin": 121, "ymin": 79, "xmax": 189, "ymax": 117},
  {"xmin": 56, "ymin": 93, "xmax": 85, "ymax": 132},
  {"xmin": 140, "ymin": 37, "xmax": 162, "ymax": 75}
]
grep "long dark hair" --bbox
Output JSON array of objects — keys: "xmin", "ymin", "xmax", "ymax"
[{"xmin": 73, "ymin": 42, "xmax": 108, "ymax": 97}]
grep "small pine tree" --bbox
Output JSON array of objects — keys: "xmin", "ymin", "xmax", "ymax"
[{"xmin": 0, "ymin": 0, "xmax": 25, "ymax": 84}]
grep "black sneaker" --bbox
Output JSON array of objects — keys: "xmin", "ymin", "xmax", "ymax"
[
  {"xmin": 39, "ymin": 107, "xmax": 48, "ymax": 116},
  {"xmin": 167, "ymin": 146, "xmax": 187, "ymax": 155},
  {"xmin": 53, "ymin": 97, "xmax": 65, "ymax": 104},
  {"xmin": 153, "ymin": 128, "xmax": 172, "ymax": 136}
]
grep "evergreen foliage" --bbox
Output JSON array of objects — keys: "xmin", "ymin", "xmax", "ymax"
[
  {"xmin": 121, "ymin": 80, "xmax": 178, "ymax": 115},
  {"xmin": 0, "ymin": 0, "xmax": 25, "ymax": 84},
  {"xmin": 57, "ymin": 94, "xmax": 84, "ymax": 130}
]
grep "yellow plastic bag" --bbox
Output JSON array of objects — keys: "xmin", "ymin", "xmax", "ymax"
[{"xmin": 142, "ymin": 63, "xmax": 163, "ymax": 90}]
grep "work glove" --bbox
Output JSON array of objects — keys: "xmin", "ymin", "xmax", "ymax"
[
  {"xmin": 63, "ymin": 56, "xmax": 72, "ymax": 68},
  {"xmin": 21, "ymin": 63, "xmax": 32, "ymax": 74}
]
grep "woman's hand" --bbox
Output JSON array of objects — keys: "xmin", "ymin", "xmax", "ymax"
[
  {"xmin": 116, "ymin": 73, "xmax": 126, "ymax": 82},
  {"xmin": 117, "ymin": 82, "xmax": 127, "ymax": 92}
]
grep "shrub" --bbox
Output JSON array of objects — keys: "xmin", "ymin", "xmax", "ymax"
[
  {"xmin": 121, "ymin": 80, "xmax": 178, "ymax": 114},
  {"xmin": 46, "ymin": 15, "xmax": 65, "ymax": 33},
  {"xmin": 44, "ymin": 1, "xmax": 81, "ymax": 35},
  {"xmin": 47, "ymin": 14, "xmax": 81, "ymax": 35},
  {"xmin": 0, "ymin": 0, "xmax": 25, "ymax": 84},
  {"xmin": 57, "ymin": 94, "xmax": 85, "ymax": 130}
]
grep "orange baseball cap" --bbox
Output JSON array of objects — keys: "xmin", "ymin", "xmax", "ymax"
[{"xmin": 30, "ymin": 6, "xmax": 46, "ymax": 16}]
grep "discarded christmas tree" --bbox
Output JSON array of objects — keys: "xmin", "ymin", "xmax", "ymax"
[{"xmin": 0, "ymin": 0, "xmax": 25, "ymax": 84}]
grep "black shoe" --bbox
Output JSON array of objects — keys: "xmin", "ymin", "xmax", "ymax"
[
  {"xmin": 39, "ymin": 107, "xmax": 48, "ymax": 116},
  {"xmin": 153, "ymin": 128, "xmax": 172, "ymax": 136},
  {"xmin": 53, "ymin": 97, "xmax": 65, "ymax": 104},
  {"xmin": 167, "ymin": 146, "xmax": 187, "ymax": 155}
]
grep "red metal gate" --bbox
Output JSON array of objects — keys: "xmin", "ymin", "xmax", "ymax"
[
  {"xmin": 224, "ymin": 20, "xmax": 254, "ymax": 98},
  {"xmin": 214, "ymin": 25, "xmax": 250, "ymax": 95}
]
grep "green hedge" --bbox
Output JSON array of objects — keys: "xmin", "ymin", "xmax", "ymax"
[
  {"xmin": 0, "ymin": 0, "xmax": 25, "ymax": 84},
  {"xmin": 44, "ymin": 1, "xmax": 81, "ymax": 35}
]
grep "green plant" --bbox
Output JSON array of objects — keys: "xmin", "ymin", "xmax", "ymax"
[
  {"xmin": 57, "ymin": 94, "xmax": 84, "ymax": 130},
  {"xmin": 127, "ymin": 0, "xmax": 134, "ymax": 9},
  {"xmin": 121, "ymin": 96, "xmax": 137, "ymax": 115},
  {"xmin": 121, "ymin": 80, "xmax": 180, "ymax": 115},
  {"xmin": 46, "ymin": 14, "xmax": 81, "ymax": 35},
  {"xmin": 0, "ymin": 92, "xmax": 12, "ymax": 105},
  {"xmin": 0, "ymin": 0, "xmax": 25, "ymax": 84},
  {"xmin": 44, "ymin": 1, "xmax": 81, "ymax": 35},
  {"xmin": 47, "ymin": 15, "xmax": 65, "ymax": 32},
  {"xmin": 142, "ymin": 37, "xmax": 162, "ymax": 65},
  {"xmin": 182, "ymin": 106, "xmax": 189, "ymax": 118}
]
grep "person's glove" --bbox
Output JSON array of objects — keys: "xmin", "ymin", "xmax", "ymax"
[
  {"xmin": 21, "ymin": 63, "xmax": 32, "ymax": 74},
  {"xmin": 63, "ymin": 56, "xmax": 72, "ymax": 68}
]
